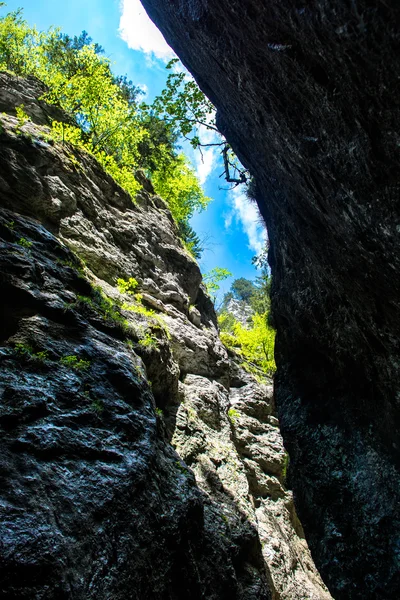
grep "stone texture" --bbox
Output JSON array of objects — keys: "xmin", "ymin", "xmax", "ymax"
[
  {"xmin": 0, "ymin": 76, "xmax": 332, "ymax": 599},
  {"xmin": 0, "ymin": 201, "xmax": 269, "ymax": 600},
  {"xmin": 0, "ymin": 71, "xmax": 67, "ymax": 126},
  {"xmin": 0, "ymin": 111, "xmax": 201, "ymax": 313},
  {"xmin": 0, "ymin": 208, "xmax": 201, "ymax": 600},
  {"xmin": 140, "ymin": 1, "xmax": 400, "ymax": 597},
  {"xmin": 162, "ymin": 310, "xmax": 230, "ymax": 386},
  {"xmin": 173, "ymin": 375, "xmax": 331, "ymax": 600},
  {"xmin": 0, "ymin": 81, "xmax": 271, "ymax": 599},
  {"xmin": 225, "ymin": 298, "xmax": 253, "ymax": 327}
]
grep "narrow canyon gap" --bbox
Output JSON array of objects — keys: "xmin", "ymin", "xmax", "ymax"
[{"xmin": 139, "ymin": 0, "xmax": 400, "ymax": 598}]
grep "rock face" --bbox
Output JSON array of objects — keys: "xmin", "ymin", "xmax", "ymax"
[
  {"xmin": 225, "ymin": 298, "xmax": 253, "ymax": 327},
  {"xmin": 173, "ymin": 376, "xmax": 331, "ymax": 600},
  {"xmin": 0, "ymin": 75, "xmax": 330, "ymax": 599},
  {"xmin": 139, "ymin": 2, "xmax": 400, "ymax": 598}
]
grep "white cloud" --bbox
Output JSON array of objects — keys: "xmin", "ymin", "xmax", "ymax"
[
  {"xmin": 137, "ymin": 82, "xmax": 149, "ymax": 99},
  {"xmin": 224, "ymin": 212, "xmax": 233, "ymax": 229},
  {"xmin": 226, "ymin": 187, "xmax": 267, "ymax": 255},
  {"xmin": 118, "ymin": 4, "xmax": 219, "ymax": 183},
  {"xmin": 196, "ymin": 147, "xmax": 216, "ymax": 185},
  {"xmin": 119, "ymin": 0, "xmax": 176, "ymax": 61},
  {"xmin": 193, "ymin": 123, "xmax": 221, "ymax": 185}
]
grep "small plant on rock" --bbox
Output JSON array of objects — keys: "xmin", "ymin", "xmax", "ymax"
[
  {"xmin": 60, "ymin": 354, "xmax": 91, "ymax": 370},
  {"xmin": 56, "ymin": 257, "xmax": 86, "ymax": 276},
  {"xmin": 227, "ymin": 408, "xmax": 240, "ymax": 423},
  {"xmin": 117, "ymin": 277, "xmax": 138, "ymax": 295},
  {"xmin": 91, "ymin": 398, "xmax": 104, "ymax": 413},
  {"xmin": 138, "ymin": 332, "xmax": 158, "ymax": 350},
  {"xmin": 15, "ymin": 104, "xmax": 30, "ymax": 131},
  {"xmin": 175, "ymin": 460, "xmax": 190, "ymax": 477},
  {"xmin": 14, "ymin": 342, "xmax": 33, "ymax": 356},
  {"xmin": 133, "ymin": 363, "xmax": 145, "ymax": 378},
  {"xmin": 17, "ymin": 237, "xmax": 32, "ymax": 248},
  {"xmin": 68, "ymin": 287, "xmax": 129, "ymax": 331},
  {"xmin": 122, "ymin": 300, "xmax": 154, "ymax": 318},
  {"xmin": 13, "ymin": 343, "xmax": 49, "ymax": 363}
]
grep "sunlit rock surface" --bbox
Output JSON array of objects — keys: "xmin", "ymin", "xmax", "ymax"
[
  {"xmin": 140, "ymin": 1, "xmax": 400, "ymax": 598},
  {"xmin": 0, "ymin": 74, "xmax": 329, "ymax": 599}
]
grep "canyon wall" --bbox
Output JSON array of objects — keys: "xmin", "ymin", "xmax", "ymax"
[
  {"xmin": 139, "ymin": 1, "xmax": 400, "ymax": 598},
  {"xmin": 0, "ymin": 73, "xmax": 330, "ymax": 599}
]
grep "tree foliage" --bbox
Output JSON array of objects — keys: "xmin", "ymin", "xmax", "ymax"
[
  {"xmin": 231, "ymin": 278, "xmax": 257, "ymax": 303},
  {"xmin": 219, "ymin": 312, "xmax": 275, "ymax": 378},
  {"xmin": 152, "ymin": 154, "xmax": 209, "ymax": 224},
  {"xmin": 218, "ymin": 258, "xmax": 274, "ymax": 377},
  {"xmin": 0, "ymin": 7, "xmax": 209, "ymax": 247},
  {"xmin": 250, "ymin": 246, "xmax": 272, "ymax": 314},
  {"xmin": 203, "ymin": 267, "xmax": 232, "ymax": 302},
  {"xmin": 151, "ymin": 59, "xmax": 217, "ymax": 149},
  {"xmin": 151, "ymin": 58, "xmax": 249, "ymax": 186},
  {"xmin": 249, "ymin": 270, "xmax": 271, "ymax": 315},
  {"xmin": 221, "ymin": 253, "xmax": 271, "ymax": 315},
  {"xmin": 177, "ymin": 220, "xmax": 203, "ymax": 260}
]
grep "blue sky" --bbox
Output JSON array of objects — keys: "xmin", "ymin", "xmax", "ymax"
[{"xmin": 4, "ymin": 0, "xmax": 267, "ymax": 300}]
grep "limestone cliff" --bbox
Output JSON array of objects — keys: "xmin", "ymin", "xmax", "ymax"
[
  {"xmin": 0, "ymin": 73, "xmax": 329, "ymax": 599},
  {"xmin": 224, "ymin": 298, "xmax": 253, "ymax": 327},
  {"xmin": 139, "ymin": 2, "xmax": 400, "ymax": 598}
]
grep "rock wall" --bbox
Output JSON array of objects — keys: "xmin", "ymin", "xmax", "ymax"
[
  {"xmin": 225, "ymin": 298, "xmax": 253, "ymax": 327},
  {"xmin": 139, "ymin": 2, "xmax": 400, "ymax": 598},
  {"xmin": 0, "ymin": 73, "xmax": 329, "ymax": 599}
]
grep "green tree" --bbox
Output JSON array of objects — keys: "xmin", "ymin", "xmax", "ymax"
[
  {"xmin": 231, "ymin": 278, "xmax": 256, "ymax": 303},
  {"xmin": 151, "ymin": 58, "xmax": 217, "ymax": 149},
  {"xmin": 0, "ymin": 6, "xmax": 36, "ymax": 74},
  {"xmin": 249, "ymin": 270, "xmax": 271, "ymax": 314},
  {"xmin": 219, "ymin": 311, "xmax": 275, "ymax": 377},
  {"xmin": 217, "ymin": 310, "xmax": 236, "ymax": 332},
  {"xmin": 151, "ymin": 154, "xmax": 210, "ymax": 224},
  {"xmin": 250, "ymin": 245, "xmax": 271, "ymax": 314},
  {"xmin": 218, "ymin": 261, "xmax": 274, "ymax": 377},
  {"xmin": 0, "ymin": 6, "xmax": 209, "ymax": 249},
  {"xmin": 203, "ymin": 267, "xmax": 232, "ymax": 303},
  {"xmin": 150, "ymin": 58, "xmax": 249, "ymax": 185},
  {"xmin": 40, "ymin": 29, "xmax": 104, "ymax": 80},
  {"xmin": 177, "ymin": 220, "xmax": 203, "ymax": 260}
]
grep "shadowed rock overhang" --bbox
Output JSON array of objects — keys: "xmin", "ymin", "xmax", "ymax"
[{"xmin": 139, "ymin": 1, "xmax": 400, "ymax": 598}]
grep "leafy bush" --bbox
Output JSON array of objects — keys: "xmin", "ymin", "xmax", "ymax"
[
  {"xmin": 117, "ymin": 277, "xmax": 139, "ymax": 295},
  {"xmin": 219, "ymin": 311, "xmax": 275, "ymax": 377}
]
